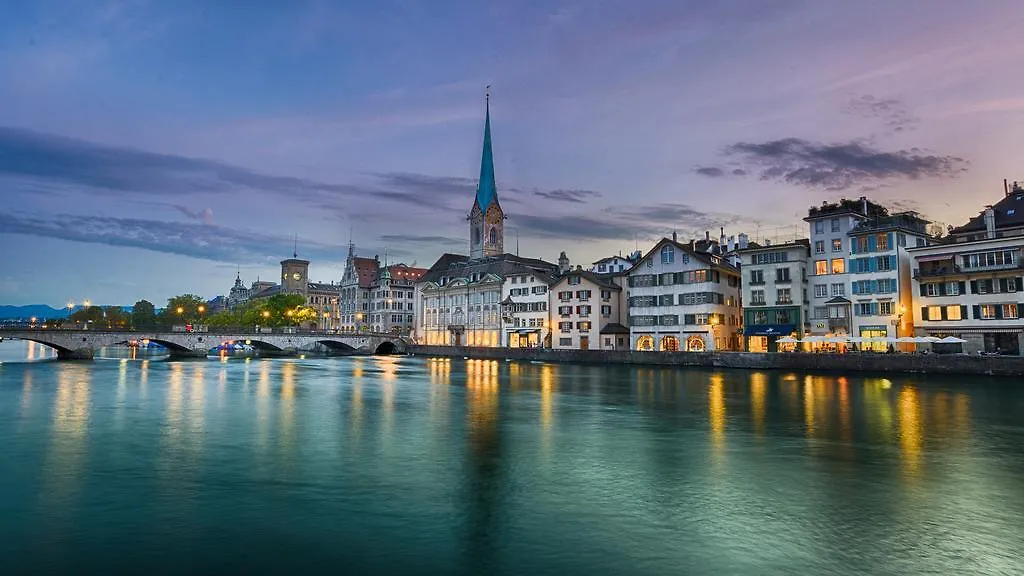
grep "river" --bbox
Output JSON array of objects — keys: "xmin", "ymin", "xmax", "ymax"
[{"xmin": 0, "ymin": 340, "xmax": 1021, "ymax": 574}]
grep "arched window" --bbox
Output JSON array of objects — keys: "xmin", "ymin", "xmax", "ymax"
[
  {"xmin": 660, "ymin": 335, "xmax": 680, "ymax": 351},
  {"xmin": 488, "ymin": 226, "xmax": 498, "ymax": 245},
  {"xmin": 636, "ymin": 335, "xmax": 654, "ymax": 351},
  {"xmin": 686, "ymin": 335, "xmax": 706, "ymax": 352},
  {"xmin": 661, "ymin": 245, "xmax": 675, "ymax": 264}
]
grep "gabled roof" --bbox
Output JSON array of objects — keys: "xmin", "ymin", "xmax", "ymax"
[
  {"xmin": 308, "ymin": 282, "xmax": 340, "ymax": 293},
  {"xmin": 352, "ymin": 257, "xmax": 379, "ymax": 289},
  {"xmin": 632, "ymin": 237, "xmax": 740, "ymax": 274},
  {"xmin": 552, "ymin": 269, "xmax": 621, "ymax": 291},
  {"xmin": 385, "ymin": 264, "xmax": 427, "ymax": 283},
  {"xmin": 950, "ymin": 190, "xmax": 1024, "ymax": 235},
  {"xmin": 599, "ymin": 323, "xmax": 629, "ymax": 335},
  {"xmin": 418, "ymin": 253, "xmax": 558, "ymax": 286}
]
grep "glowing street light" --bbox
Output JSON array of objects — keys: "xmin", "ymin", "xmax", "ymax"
[
  {"xmin": 83, "ymin": 299, "xmax": 91, "ymax": 308},
  {"xmin": 262, "ymin": 310, "xmax": 270, "ymax": 319},
  {"xmin": 198, "ymin": 305, "xmax": 206, "ymax": 314},
  {"xmin": 176, "ymin": 306, "xmax": 184, "ymax": 315}
]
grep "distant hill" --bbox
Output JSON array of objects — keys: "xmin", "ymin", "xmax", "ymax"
[{"xmin": 0, "ymin": 305, "xmax": 93, "ymax": 320}]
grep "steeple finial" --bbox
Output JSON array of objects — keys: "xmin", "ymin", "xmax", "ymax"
[{"xmin": 293, "ymin": 233, "xmax": 298, "ymax": 259}]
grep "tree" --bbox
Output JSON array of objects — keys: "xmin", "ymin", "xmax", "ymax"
[
  {"xmin": 103, "ymin": 306, "xmax": 130, "ymax": 329},
  {"xmin": 160, "ymin": 294, "xmax": 207, "ymax": 325},
  {"xmin": 132, "ymin": 300, "xmax": 156, "ymax": 328}
]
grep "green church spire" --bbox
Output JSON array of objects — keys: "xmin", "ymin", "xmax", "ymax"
[{"xmin": 476, "ymin": 88, "xmax": 498, "ymax": 212}]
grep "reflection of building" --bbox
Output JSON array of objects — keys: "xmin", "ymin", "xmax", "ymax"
[
  {"xmin": 805, "ymin": 197, "xmax": 887, "ymax": 338},
  {"xmin": 627, "ymin": 235, "xmax": 742, "ymax": 352},
  {"xmin": 416, "ymin": 93, "xmax": 558, "ymax": 346},
  {"xmin": 910, "ymin": 182, "xmax": 1024, "ymax": 355},
  {"xmin": 549, "ymin": 266, "xmax": 628, "ymax": 350},
  {"xmin": 737, "ymin": 240, "xmax": 810, "ymax": 352}
]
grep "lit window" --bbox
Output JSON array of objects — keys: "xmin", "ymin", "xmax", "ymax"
[
  {"xmin": 832, "ymin": 239, "xmax": 843, "ymax": 252},
  {"xmin": 815, "ymin": 260, "xmax": 828, "ymax": 275},
  {"xmin": 878, "ymin": 301, "xmax": 894, "ymax": 315},
  {"xmin": 1003, "ymin": 304, "xmax": 1019, "ymax": 319},
  {"xmin": 927, "ymin": 306, "xmax": 942, "ymax": 321},
  {"xmin": 980, "ymin": 305, "xmax": 997, "ymax": 319},
  {"xmin": 831, "ymin": 259, "xmax": 845, "ymax": 274},
  {"xmin": 946, "ymin": 306, "xmax": 962, "ymax": 321}
]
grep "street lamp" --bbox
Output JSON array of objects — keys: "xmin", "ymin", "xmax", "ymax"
[
  {"xmin": 83, "ymin": 299, "xmax": 91, "ymax": 308},
  {"xmin": 176, "ymin": 306, "xmax": 184, "ymax": 315},
  {"xmin": 198, "ymin": 305, "xmax": 206, "ymax": 314}
]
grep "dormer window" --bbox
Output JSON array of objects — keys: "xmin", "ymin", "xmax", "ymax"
[{"xmin": 661, "ymin": 245, "xmax": 675, "ymax": 264}]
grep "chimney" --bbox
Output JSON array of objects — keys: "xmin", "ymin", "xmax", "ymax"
[
  {"xmin": 727, "ymin": 235, "xmax": 736, "ymax": 253},
  {"xmin": 672, "ymin": 231, "xmax": 677, "ymax": 242},
  {"xmin": 860, "ymin": 196, "xmax": 868, "ymax": 215},
  {"xmin": 690, "ymin": 238, "xmax": 696, "ymax": 251},
  {"xmin": 984, "ymin": 206, "xmax": 996, "ymax": 239},
  {"xmin": 1005, "ymin": 179, "xmax": 1010, "ymax": 197},
  {"xmin": 705, "ymin": 230, "xmax": 710, "ymax": 242},
  {"xmin": 719, "ymin": 226, "xmax": 726, "ymax": 247}
]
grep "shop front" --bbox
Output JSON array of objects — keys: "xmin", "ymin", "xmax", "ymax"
[
  {"xmin": 508, "ymin": 329, "xmax": 541, "ymax": 348},
  {"xmin": 744, "ymin": 324, "xmax": 797, "ymax": 352}
]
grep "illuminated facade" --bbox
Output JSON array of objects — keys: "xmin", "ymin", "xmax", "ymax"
[
  {"xmin": 736, "ymin": 240, "xmax": 810, "ymax": 352},
  {"xmin": 550, "ymin": 269, "xmax": 628, "ymax": 350}
]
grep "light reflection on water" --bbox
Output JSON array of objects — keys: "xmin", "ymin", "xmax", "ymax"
[{"xmin": 0, "ymin": 353, "xmax": 1021, "ymax": 575}]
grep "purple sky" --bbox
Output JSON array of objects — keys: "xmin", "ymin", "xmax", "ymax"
[{"xmin": 2, "ymin": 0, "xmax": 1023, "ymax": 306}]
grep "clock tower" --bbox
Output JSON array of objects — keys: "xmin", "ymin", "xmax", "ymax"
[
  {"xmin": 280, "ymin": 258, "xmax": 310, "ymax": 296},
  {"xmin": 469, "ymin": 89, "xmax": 504, "ymax": 260}
]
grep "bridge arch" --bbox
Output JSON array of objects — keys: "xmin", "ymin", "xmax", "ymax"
[
  {"xmin": 374, "ymin": 341, "xmax": 398, "ymax": 355},
  {"xmin": 4, "ymin": 335, "xmax": 73, "ymax": 355},
  {"xmin": 317, "ymin": 340, "xmax": 358, "ymax": 353}
]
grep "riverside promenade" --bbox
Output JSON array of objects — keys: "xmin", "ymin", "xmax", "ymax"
[{"xmin": 408, "ymin": 345, "xmax": 1024, "ymax": 378}]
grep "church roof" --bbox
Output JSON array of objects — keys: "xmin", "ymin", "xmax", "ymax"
[
  {"xmin": 474, "ymin": 94, "xmax": 499, "ymax": 213},
  {"xmin": 418, "ymin": 253, "xmax": 559, "ymax": 286}
]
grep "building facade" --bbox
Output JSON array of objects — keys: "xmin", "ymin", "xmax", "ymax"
[
  {"xmin": 227, "ymin": 272, "xmax": 251, "ymax": 309},
  {"xmin": 804, "ymin": 198, "xmax": 885, "ymax": 339},
  {"xmin": 846, "ymin": 212, "xmax": 930, "ymax": 348},
  {"xmin": 909, "ymin": 185, "xmax": 1024, "ymax": 355},
  {"xmin": 550, "ymin": 269, "xmax": 627, "ymax": 350},
  {"xmin": 590, "ymin": 255, "xmax": 638, "ymax": 274},
  {"xmin": 627, "ymin": 237, "xmax": 742, "ymax": 352},
  {"xmin": 737, "ymin": 240, "xmax": 810, "ymax": 352},
  {"xmin": 340, "ymin": 245, "xmax": 379, "ymax": 331},
  {"xmin": 501, "ymin": 270, "xmax": 553, "ymax": 348},
  {"xmin": 368, "ymin": 264, "xmax": 426, "ymax": 335},
  {"xmin": 307, "ymin": 282, "xmax": 341, "ymax": 331}
]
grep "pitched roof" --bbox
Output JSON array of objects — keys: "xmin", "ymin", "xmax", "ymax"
[
  {"xmin": 308, "ymin": 282, "xmax": 340, "ymax": 293},
  {"xmin": 634, "ymin": 237, "xmax": 740, "ymax": 274},
  {"xmin": 599, "ymin": 323, "xmax": 629, "ymax": 335},
  {"xmin": 552, "ymin": 269, "xmax": 621, "ymax": 290},
  {"xmin": 352, "ymin": 257, "xmax": 379, "ymax": 289},
  {"xmin": 950, "ymin": 190, "xmax": 1024, "ymax": 235},
  {"xmin": 418, "ymin": 253, "xmax": 558, "ymax": 285}
]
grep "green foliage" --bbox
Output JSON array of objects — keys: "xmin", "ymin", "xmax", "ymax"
[
  {"xmin": 202, "ymin": 294, "xmax": 316, "ymax": 328},
  {"xmin": 131, "ymin": 300, "xmax": 156, "ymax": 328},
  {"xmin": 160, "ymin": 294, "xmax": 208, "ymax": 325},
  {"xmin": 67, "ymin": 305, "xmax": 129, "ymax": 329}
]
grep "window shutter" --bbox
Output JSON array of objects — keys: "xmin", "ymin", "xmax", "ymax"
[
  {"xmin": 1017, "ymin": 278, "xmax": 1024, "ymax": 291},
  {"xmin": 890, "ymin": 255, "xmax": 897, "ymax": 270},
  {"xmin": 970, "ymin": 280, "xmax": 978, "ymax": 294},
  {"xmin": 999, "ymin": 278, "xmax": 1008, "ymax": 293},
  {"xmin": 938, "ymin": 282, "xmax": 947, "ymax": 296},
  {"xmin": 920, "ymin": 306, "xmax": 928, "ymax": 321},
  {"xmin": 871, "ymin": 280, "xmax": 879, "ymax": 294},
  {"xmin": 919, "ymin": 283, "xmax": 927, "ymax": 297},
  {"xmin": 972, "ymin": 305, "xmax": 981, "ymax": 319},
  {"xmin": 851, "ymin": 241, "xmax": 858, "ymax": 255},
  {"xmin": 872, "ymin": 302, "xmax": 880, "ymax": 315},
  {"xmin": 940, "ymin": 307, "xmax": 948, "ymax": 321},
  {"xmin": 960, "ymin": 305, "xmax": 967, "ymax": 320},
  {"xmin": 868, "ymin": 236, "xmax": 877, "ymax": 252},
  {"xmin": 995, "ymin": 306, "xmax": 1004, "ymax": 320},
  {"xmin": 959, "ymin": 281, "xmax": 967, "ymax": 295},
  {"xmin": 887, "ymin": 233, "xmax": 895, "ymax": 248}
]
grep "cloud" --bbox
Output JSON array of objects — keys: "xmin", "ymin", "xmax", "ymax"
[
  {"xmin": 706, "ymin": 137, "xmax": 967, "ymax": 191},
  {"xmin": 173, "ymin": 205, "xmax": 214, "ymax": 223},
  {"xmin": 378, "ymin": 234, "xmax": 465, "ymax": 246},
  {"xmin": 694, "ymin": 166, "xmax": 725, "ymax": 177},
  {"xmin": 0, "ymin": 210, "xmax": 351, "ymax": 264},
  {"xmin": 531, "ymin": 189, "xmax": 602, "ymax": 203},
  {"xmin": 845, "ymin": 95, "xmax": 919, "ymax": 133}
]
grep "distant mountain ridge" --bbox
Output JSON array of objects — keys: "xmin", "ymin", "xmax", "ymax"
[{"xmin": 0, "ymin": 304, "xmax": 126, "ymax": 320}]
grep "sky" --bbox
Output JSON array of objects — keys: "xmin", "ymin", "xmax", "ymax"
[{"xmin": 2, "ymin": 0, "xmax": 1023, "ymax": 306}]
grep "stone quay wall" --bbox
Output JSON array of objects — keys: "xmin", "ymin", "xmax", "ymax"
[{"xmin": 407, "ymin": 346, "xmax": 1024, "ymax": 378}]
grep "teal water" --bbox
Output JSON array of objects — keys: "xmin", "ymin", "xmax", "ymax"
[{"xmin": 0, "ymin": 340, "xmax": 1022, "ymax": 575}]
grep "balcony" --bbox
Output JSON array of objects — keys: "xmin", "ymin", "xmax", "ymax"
[
  {"xmin": 828, "ymin": 318, "xmax": 850, "ymax": 331},
  {"xmin": 914, "ymin": 264, "xmax": 961, "ymax": 279},
  {"xmin": 749, "ymin": 301, "xmax": 767, "ymax": 307},
  {"xmin": 776, "ymin": 299, "xmax": 794, "ymax": 306},
  {"xmin": 774, "ymin": 278, "xmax": 792, "ymax": 284},
  {"xmin": 748, "ymin": 280, "xmax": 766, "ymax": 286}
]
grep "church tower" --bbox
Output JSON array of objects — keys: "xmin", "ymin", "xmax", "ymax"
[{"xmin": 469, "ymin": 89, "xmax": 504, "ymax": 259}]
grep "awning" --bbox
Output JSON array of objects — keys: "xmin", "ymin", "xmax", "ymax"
[
  {"xmin": 915, "ymin": 253, "xmax": 955, "ymax": 263},
  {"xmin": 744, "ymin": 324, "xmax": 797, "ymax": 336},
  {"xmin": 599, "ymin": 322, "xmax": 630, "ymax": 335},
  {"xmin": 515, "ymin": 329, "xmax": 539, "ymax": 334},
  {"xmin": 825, "ymin": 296, "xmax": 851, "ymax": 304}
]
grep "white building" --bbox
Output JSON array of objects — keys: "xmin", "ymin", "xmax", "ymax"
[
  {"xmin": 501, "ymin": 270, "xmax": 554, "ymax": 348},
  {"xmin": 590, "ymin": 254, "xmax": 639, "ymax": 274},
  {"xmin": 368, "ymin": 264, "xmax": 426, "ymax": 335},
  {"xmin": 626, "ymin": 237, "xmax": 742, "ymax": 352},
  {"xmin": 736, "ymin": 240, "xmax": 810, "ymax": 352},
  {"xmin": 909, "ymin": 184, "xmax": 1024, "ymax": 355},
  {"xmin": 550, "ymin": 268, "xmax": 628, "ymax": 350}
]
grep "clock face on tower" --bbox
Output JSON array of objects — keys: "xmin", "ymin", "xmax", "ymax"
[
  {"xmin": 282, "ymin": 273, "xmax": 287, "ymax": 280},
  {"xmin": 486, "ymin": 210, "xmax": 502, "ymax": 225},
  {"xmin": 292, "ymin": 272, "xmax": 302, "ymax": 281}
]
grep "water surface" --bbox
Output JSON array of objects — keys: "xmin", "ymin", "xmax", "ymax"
[{"xmin": 1, "ymin": 340, "xmax": 1022, "ymax": 574}]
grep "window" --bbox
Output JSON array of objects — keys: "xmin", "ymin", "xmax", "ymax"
[
  {"xmin": 876, "ymin": 233, "xmax": 889, "ymax": 251},
  {"xmin": 559, "ymin": 338, "xmax": 572, "ymax": 346},
  {"xmin": 815, "ymin": 260, "xmax": 828, "ymax": 275},
  {"xmin": 962, "ymin": 250, "xmax": 1017, "ymax": 269},
  {"xmin": 568, "ymin": 276, "xmax": 581, "ymax": 285},
  {"xmin": 576, "ymin": 290, "xmax": 592, "ymax": 300},
  {"xmin": 776, "ymin": 268, "xmax": 791, "ymax": 283},
  {"xmin": 661, "ymin": 245, "xmax": 675, "ymax": 264},
  {"xmin": 814, "ymin": 284, "xmax": 828, "ymax": 298},
  {"xmin": 831, "ymin": 218, "xmax": 840, "ymax": 232},
  {"xmin": 980, "ymin": 305, "xmax": 997, "ymax": 319},
  {"xmin": 813, "ymin": 306, "xmax": 827, "ymax": 319},
  {"xmin": 775, "ymin": 310, "xmax": 792, "ymax": 324},
  {"xmin": 752, "ymin": 252, "xmax": 788, "ymax": 265},
  {"xmin": 832, "ymin": 239, "xmax": 843, "ymax": 252},
  {"xmin": 878, "ymin": 301, "xmax": 894, "ymax": 316},
  {"xmin": 776, "ymin": 288, "xmax": 792, "ymax": 305},
  {"xmin": 558, "ymin": 305, "xmax": 572, "ymax": 316},
  {"xmin": 577, "ymin": 321, "xmax": 592, "ymax": 331},
  {"xmin": 926, "ymin": 306, "xmax": 942, "ymax": 321},
  {"xmin": 1003, "ymin": 304, "xmax": 1019, "ymax": 319},
  {"xmin": 558, "ymin": 321, "xmax": 573, "ymax": 332},
  {"xmin": 752, "ymin": 311, "xmax": 768, "ymax": 324},
  {"xmin": 601, "ymin": 305, "xmax": 612, "ymax": 316},
  {"xmin": 814, "ymin": 241, "xmax": 825, "ymax": 254},
  {"xmin": 946, "ymin": 306, "xmax": 962, "ymax": 321},
  {"xmin": 831, "ymin": 259, "xmax": 845, "ymax": 274},
  {"xmin": 750, "ymin": 290, "xmax": 766, "ymax": 305},
  {"xmin": 598, "ymin": 264, "xmax": 606, "ymax": 272},
  {"xmin": 815, "ymin": 221, "xmax": 825, "ymax": 234},
  {"xmin": 558, "ymin": 291, "xmax": 572, "ymax": 301},
  {"xmin": 856, "ymin": 303, "xmax": 873, "ymax": 316},
  {"xmin": 750, "ymin": 269, "xmax": 764, "ymax": 284},
  {"xmin": 831, "ymin": 283, "xmax": 845, "ymax": 297},
  {"xmin": 876, "ymin": 256, "xmax": 892, "ymax": 272},
  {"xmin": 600, "ymin": 290, "xmax": 612, "ymax": 300},
  {"xmin": 945, "ymin": 282, "xmax": 959, "ymax": 296}
]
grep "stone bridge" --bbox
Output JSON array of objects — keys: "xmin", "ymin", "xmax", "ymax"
[{"xmin": 0, "ymin": 329, "xmax": 407, "ymax": 360}]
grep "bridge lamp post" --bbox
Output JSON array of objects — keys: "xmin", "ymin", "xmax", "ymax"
[{"xmin": 84, "ymin": 300, "xmax": 91, "ymax": 309}]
